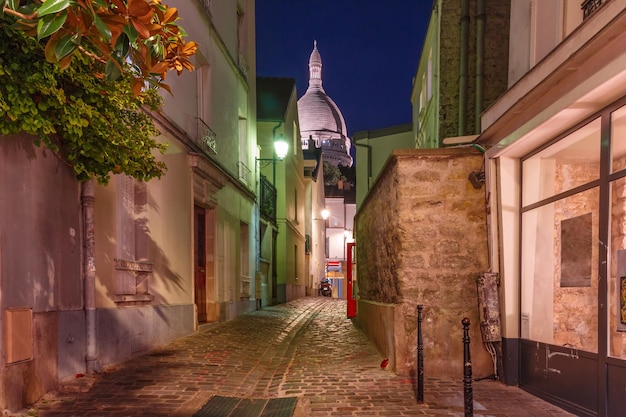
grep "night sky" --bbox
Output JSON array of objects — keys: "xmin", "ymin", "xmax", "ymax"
[{"xmin": 255, "ymin": 0, "xmax": 433, "ymax": 136}]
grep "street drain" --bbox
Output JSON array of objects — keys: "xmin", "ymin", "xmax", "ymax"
[{"xmin": 193, "ymin": 395, "xmax": 297, "ymax": 417}]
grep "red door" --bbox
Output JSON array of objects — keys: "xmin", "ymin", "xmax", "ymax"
[
  {"xmin": 194, "ymin": 206, "xmax": 207, "ymax": 323},
  {"xmin": 347, "ymin": 242, "xmax": 357, "ymax": 318}
]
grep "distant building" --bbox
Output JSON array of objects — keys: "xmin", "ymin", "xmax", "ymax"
[
  {"xmin": 257, "ymin": 77, "xmax": 307, "ymax": 305},
  {"xmin": 412, "ymin": 0, "xmax": 510, "ymax": 148},
  {"xmin": 353, "ymin": 123, "xmax": 413, "ymax": 209},
  {"xmin": 298, "ymin": 41, "xmax": 353, "ymax": 167},
  {"xmin": 297, "ymin": 41, "xmax": 355, "ymax": 299}
]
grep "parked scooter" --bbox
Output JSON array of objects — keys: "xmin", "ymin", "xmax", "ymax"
[{"xmin": 320, "ymin": 279, "xmax": 332, "ymax": 297}]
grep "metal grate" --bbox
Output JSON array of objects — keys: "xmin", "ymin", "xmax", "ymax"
[{"xmin": 193, "ymin": 396, "xmax": 297, "ymax": 417}]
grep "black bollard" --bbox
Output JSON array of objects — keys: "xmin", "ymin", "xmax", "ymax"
[
  {"xmin": 417, "ymin": 305, "xmax": 424, "ymax": 403},
  {"xmin": 462, "ymin": 317, "xmax": 473, "ymax": 417}
]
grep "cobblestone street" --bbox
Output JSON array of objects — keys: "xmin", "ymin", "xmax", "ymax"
[{"xmin": 21, "ymin": 298, "xmax": 574, "ymax": 416}]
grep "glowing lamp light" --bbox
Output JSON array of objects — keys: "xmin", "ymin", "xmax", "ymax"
[
  {"xmin": 321, "ymin": 209, "xmax": 330, "ymax": 220},
  {"xmin": 274, "ymin": 136, "xmax": 289, "ymax": 160}
]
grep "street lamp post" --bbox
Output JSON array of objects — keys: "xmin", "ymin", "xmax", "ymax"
[{"xmin": 256, "ymin": 131, "xmax": 289, "ymax": 305}]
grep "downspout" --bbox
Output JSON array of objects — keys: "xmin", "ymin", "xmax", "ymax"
[
  {"xmin": 458, "ymin": 0, "xmax": 470, "ymax": 136},
  {"xmin": 475, "ymin": 0, "xmax": 485, "ymax": 133},
  {"xmin": 81, "ymin": 180, "xmax": 98, "ymax": 372}
]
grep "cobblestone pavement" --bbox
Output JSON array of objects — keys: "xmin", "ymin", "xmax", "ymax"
[{"xmin": 20, "ymin": 298, "xmax": 575, "ymax": 417}]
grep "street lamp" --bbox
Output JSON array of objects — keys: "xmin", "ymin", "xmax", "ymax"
[{"xmin": 257, "ymin": 133, "xmax": 289, "ymax": 185}]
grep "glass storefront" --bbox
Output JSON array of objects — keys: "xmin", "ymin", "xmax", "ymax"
[
  {"xmin": 521, "ymin": 118, "xmax": 601, "ymax": 353},
  {"xmin": 609, "ymin": 105, "xmax": 626, "ymax": 360}
]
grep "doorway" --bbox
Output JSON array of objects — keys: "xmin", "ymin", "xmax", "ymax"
[{"xmin": 194, "ymin": 206, "xmax": 207, "ymax": 323}]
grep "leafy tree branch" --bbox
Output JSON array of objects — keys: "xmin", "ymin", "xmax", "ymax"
[
  {"xmin": 1, "ymin": 0, "xmax": 197, "ymax": 94},
  {"xmin": 1, "ymin": 15, "xmax": 167, "ymax": 184}
]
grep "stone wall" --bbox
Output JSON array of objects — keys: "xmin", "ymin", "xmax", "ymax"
[
  {"xmin": 355, "ymin": 148, "xmax": 492, "ymax": 378},
  {"xmin": 439, "ymin": 0, "xmax": 510, "ymax": 142}
]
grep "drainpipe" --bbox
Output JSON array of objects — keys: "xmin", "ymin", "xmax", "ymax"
[
  {"xmin": 458, "ymin": 0, "xmax": 470, "ymax": 136},
  {"xmin": 81, "ymin": 180, "xmax": 98, "ymax": 372},
  {"xmin": 475, "ymin": 0, "xmax": 485, "ymax": 133}
]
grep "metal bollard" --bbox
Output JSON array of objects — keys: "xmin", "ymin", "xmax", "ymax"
[
  {"xmin": 462, "ymin": 317, "xmax": 473, "ymax": 417},
  {"xmin": 417, "ymin": 305, "xmax": 424, "ymax": 403}
]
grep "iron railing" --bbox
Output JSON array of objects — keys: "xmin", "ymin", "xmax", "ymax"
[
  {"xmin": 582, "ymin": 0, "xmax": 605, "ymax": 19},
  {"xmin": 260, "ymin": 174, "xmax": 277, "ymax": 223},
  {"xmin": 194, "ymin": 117, "xmax": 217, "ymax": 156}
]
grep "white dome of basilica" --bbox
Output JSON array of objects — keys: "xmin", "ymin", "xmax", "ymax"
[{"xmin": 298, "ymin": 41, "xmax": 353, "ymax": 167}]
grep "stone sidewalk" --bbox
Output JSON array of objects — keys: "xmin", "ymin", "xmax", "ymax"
[{"xmin": 20, "ymin": 298, "xmax": 574, "ymax": 416}]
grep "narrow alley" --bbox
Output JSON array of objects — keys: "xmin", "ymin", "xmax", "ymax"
[{"xmin": 22, "ymin": 298, "xmax": 574, "ymax": 417}]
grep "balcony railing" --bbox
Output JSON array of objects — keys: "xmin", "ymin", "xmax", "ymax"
[
  {"xmin": 260, "ymin": 174, "xmax": 277, "ymax": 223},
  {"xmin": 582, "ymin": 0, "xmax": 605, "ymax": 19},
  {"xmin": 238, "ymin": 161, "xmax": 251, "ymax": 186},
  {"xmin": 194, "ymin": 117, "xmax": 217, "ymax": 156}
]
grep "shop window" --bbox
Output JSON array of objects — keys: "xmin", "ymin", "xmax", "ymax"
[
  {"xmin": 609, "ymin": 177, "xmax": 626, "ymax": 358},
  {"xmin": 522, "ymin": 118, "xmax": 600, "ymax": 206},
  {"xmin": 521, "ymin": 188, "xmax": 599, "ymax": 352},
  {"xmin": 611, "ymin": 105, "xmax": 626, "ymax": 173},
  {"xmin": 521, "ymin": 119, "xmax": 601, "ymax": 353}
]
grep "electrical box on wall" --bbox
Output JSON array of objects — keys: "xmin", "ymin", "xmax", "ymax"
[{"xmin": 5, "ymin": 307, "xmax": 33, "ymax": 364}]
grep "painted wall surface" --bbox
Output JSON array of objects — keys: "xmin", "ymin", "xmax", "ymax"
[
  {"xmin": 277, "ymin": 97, "xmax": 306, "ymax": 303},
  {"xmin": 160, "ymin": 0, "xmax": 258, "ymax": 322},
  {"xmin": 92, "ymin": 135, "xmax": 194, "ymax": 368},
  {"xmin": 162, "ymin": 0, "xmax": 256, "ymax": 183},
  {"xmin": 0, "ymin": 134, "xmax": 82, "ymax": 411},
  {"xmin": 354, "ymin": 124, "xmax": 413, "ymax": 208},
  {"xmin": 305, "ymin": 163, "xmax": 326, "ymax": 294},
  {"xmin": 355, "ymin": 148, "xmax": 492, "ymax": 378}
]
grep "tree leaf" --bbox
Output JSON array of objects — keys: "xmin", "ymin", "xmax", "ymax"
[
  {"xmin": 127, "ymin": 0, "xmax": 153, "ymax": 22},
  {"xmin": 122, "ymin": 24, "xmax": 138, "ymax": 44},
  {"xmin": 93, "ymin": 13, "xmax": 111, "ymax": 39},
  {"xmin": 55, "ymin": 35, "xmax": 78, "ymax": 59},
  {"xmin": 36, "ymin": 0, "xmax": 71, "ymax": 17},
  {"xmin": 58, "ymin": 52, "xmax": 73, "ymax": 70},
  {"xmin": 44, "ymin": 31, "xmax": 60, "ymax": 61},
  {"xmin": 0, "ymin": 0, "xmax": 7, "ymax": 14},
  {"xmin": 37, "ymin": 11, "xmax": 68, "ymax": 39},
  {"xmin": 105, "ymin": 59, "xmax": 122, "ymax": 81},
  {"xmin": 114, "ymin": 33, "xmax": 130, "ymax": 59}
]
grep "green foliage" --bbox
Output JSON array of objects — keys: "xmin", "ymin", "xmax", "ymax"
[
  {"xmin": 323, "ymin": 161, "xmax": 341, "ymax": 186},
  {"xmin": 0, "ymin": 16, "xmax": 167, "ymax": 184}
]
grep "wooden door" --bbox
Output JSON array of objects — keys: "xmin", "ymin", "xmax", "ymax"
[{"xmin": 194, "ymin": 206, "xmax": 207, "ymax": 323}]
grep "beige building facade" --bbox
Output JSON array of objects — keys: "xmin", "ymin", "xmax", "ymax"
[
  {"xmin": 0, "ymin": 0, "xmax": 259, "ymax": 412},
  {"xmin": 478, "ymin": 1, "xmax": 626, "ymax": 415}
]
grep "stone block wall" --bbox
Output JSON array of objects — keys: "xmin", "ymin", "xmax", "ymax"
[
  {"xmin": 439, "ymin": 0, "xmax": 510, "ymax": 142},
  {"xmin": 355, "ymin": 148, "xmax": 492, "ymax": 378}
]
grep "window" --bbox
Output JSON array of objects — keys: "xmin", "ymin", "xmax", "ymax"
[
  {"xmin": 114, "ymin": 175, "xmax": 153, "ymax": 301},
  {"xmin": 197, "ymin": 60, "xmax": 211, "ymax": 123},
  {"xmin": 293, "ymin": 121, "xmax": 298, "ymax": 156},
  {"xmin": 294, "ymin": 188, "xmax": 298, "ymax": 223},
  {"xmin": 294, "ymin": 244, "xmax": 299, "ymax": 280}
]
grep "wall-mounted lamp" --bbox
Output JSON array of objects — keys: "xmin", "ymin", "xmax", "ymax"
[
  {"xmin": 274, "ymin": 134, "xmax": 289, "ymax": 160},
  {"xmin": 321, "ymin": 208, "xmax": 329, "ymax": 220},
  {"xmin": 257, "ymin": 133, "xmax": 290, "ymax": 184}
]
